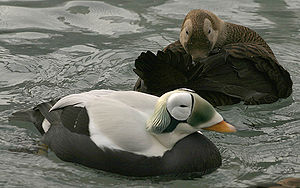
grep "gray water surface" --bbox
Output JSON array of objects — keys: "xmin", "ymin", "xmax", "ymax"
[{"xmin": 0, "ymin": 0, "xmax": 299, "ymax": 187}]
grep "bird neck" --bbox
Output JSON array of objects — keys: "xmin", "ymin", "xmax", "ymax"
[
  {"xmin": 151, "ymin": 123, "xmax": 197, "ymax": 149},
  {"xmin": 152, "ymin": 131, "xmax": 190, "ymax": 149}
]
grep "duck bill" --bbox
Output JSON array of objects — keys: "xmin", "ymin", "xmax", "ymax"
[{"xmin": 203, "ymin": 120, "xmax": 236, "ymax": 133}]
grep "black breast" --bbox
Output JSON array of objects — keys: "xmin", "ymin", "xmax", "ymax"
[{"xmin": 161, "ymin": 132, "xmax": 221, "ymax": 176}]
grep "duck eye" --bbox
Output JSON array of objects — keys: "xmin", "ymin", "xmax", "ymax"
[
  {"xmin": 208, "ymin": 29, "xmax": 211, "ymax": 34},
  {"xmin": 186, "ymin": 30, "xmax": 189, "ymax": 35},
  {"xmin": 180, "ymin": 105, "xmax": 188, "ymax": 108}
]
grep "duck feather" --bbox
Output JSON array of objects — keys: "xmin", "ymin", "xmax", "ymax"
[{"xmin": 134, "ymin": 42, "xmax": 292, "ymax": 105}]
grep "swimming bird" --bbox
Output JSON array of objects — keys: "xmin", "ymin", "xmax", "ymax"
[
  {"xmin": 10, "ymin": 89, "xmax": 236, "ymax": 177},
  {"xmin": 134, "ymin": 9, "xmax": 292, "ymax": 106}
]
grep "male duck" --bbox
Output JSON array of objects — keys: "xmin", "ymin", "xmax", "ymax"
[
  {"xmin": 11, "ymin": 89, "xmax": 236, "ymax": 177},
  {"xmin": 134, "ymin": 9, "xmax": 292, "ymax": 106}
]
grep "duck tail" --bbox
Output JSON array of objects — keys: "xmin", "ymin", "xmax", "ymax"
[
  {"xmin": 10, "ymin": 109, "xmax": 37, "ymax": 123},
  {"xmin": 9, "ymin": 100, "xmax": 60, "ymax": 135},
  {"xmin": 10, "ymin": 108, "xmax": 45, "ymax": 135}
]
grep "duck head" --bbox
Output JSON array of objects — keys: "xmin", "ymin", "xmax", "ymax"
[
  {"xmin": 180, "ymin": 9, "xmax": 225, "ymax": 60},
  {"xmin": 147, "ymin": 89, "xmax": 236, "ymax": 148}
]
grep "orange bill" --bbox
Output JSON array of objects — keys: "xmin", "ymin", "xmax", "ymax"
[{"xmin": 203, "ymin": 120, "xmax": 236, "ymax": 133}]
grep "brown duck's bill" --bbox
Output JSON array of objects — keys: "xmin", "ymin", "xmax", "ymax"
[{"xmin": 203, "ymin": 120, "xmax": 236, "ymax": 133}]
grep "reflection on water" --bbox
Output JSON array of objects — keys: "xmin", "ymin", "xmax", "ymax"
[
  {"xmin": 254, "ymin": 0, "xmax": 300, "ymax": 45},
  {"xmin": 0, "ymin": 0, "xmax": 299, "ymax": 187}
]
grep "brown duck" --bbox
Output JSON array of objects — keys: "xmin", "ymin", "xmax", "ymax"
[{"xmin": 133, "ymin": 9, "xmax": 292, "ymax": 106}]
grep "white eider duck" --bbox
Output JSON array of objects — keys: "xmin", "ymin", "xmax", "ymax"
[
  {"xmin": 11, "ymin": 89, "xmax": 236, "ymax": 177},
  {"xmin": 134, "ymin": 9, "xmax": 292, "ymax": 106}
]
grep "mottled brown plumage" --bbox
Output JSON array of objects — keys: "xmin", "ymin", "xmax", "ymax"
[
  {"xmin": 219, "ymin": 22, "xmax": 275, "ymax": 57},
  {"xmin": 133, "ymin": 9, "xmax": 292, "ymax": 106},
  {"xmin": 179, "ymin": 9, "xmax": 275, "ymax": 59}
]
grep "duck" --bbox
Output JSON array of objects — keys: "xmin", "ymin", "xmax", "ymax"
[
  {"xmin": 133, "ymin": 9, "xmax": 293, "ymax": 106},
  {"xmin": 10, "ymin": 89, "xmax": 236, "ymax": 177}
]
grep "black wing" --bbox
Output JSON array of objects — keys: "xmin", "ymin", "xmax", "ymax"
[
  {"xmin": 10, "ymin": 101, "xmax": 90, "ymax": 136},
  {"xmin": 133, "ymin": 50, "xmax": 193, "ymax": 96},
  {"xmin": 133, "ymin": 43, "xmax": 292, "ymax": 105}
]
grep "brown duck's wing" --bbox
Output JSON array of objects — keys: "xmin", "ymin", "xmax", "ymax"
[
  {"xmin": 223, "ymin": 43, "xmax": 292, "ymax": 98},
  {"xmin": 163, "ymin": 40, "xmax": 186, "ymax": 54},
  {"xmin": 185, "ymin": 54, "xmax": 276, "ymax": 105},
  {"xmin": 133, "ymin": 50, "xmax": 193, "ymax": 96},
  {"xmin": 162, "ymin": 41, "xmax": 293, "ymax": 102},
  {"xmin": 133, "ymin": 43, "xmax": 292, "ymax": 105},
  {"xmin": 133, "ymin": 50, "xmax": 241, "ymax": 105},
  {"xmin": 188, "ymin": 43, "xmax": 292, "ymax": 104},
  {"xmin": 133, "ymin": 49, "xmax": 280, "ymax": 105}
]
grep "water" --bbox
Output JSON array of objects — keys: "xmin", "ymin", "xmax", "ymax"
[{"xmin": 0, "ymin": 0, "xmax": 299, "ymax": 187}]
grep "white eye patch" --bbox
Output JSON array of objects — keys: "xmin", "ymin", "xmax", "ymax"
[
  {"xmin": 180, "ymin": 19, "xmax": 193, "ymax": 50},
  {"xmin": 203, "ymin": 18, "xmax": 218, "ymax": 50},
  {"xmin": 166, "ymin": 92, "xmax": 193, "ymax": 121}
]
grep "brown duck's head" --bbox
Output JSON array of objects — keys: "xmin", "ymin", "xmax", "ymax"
[{"xmin": 180, "ymin": 9, "xmax": 225, "ymax": 59}]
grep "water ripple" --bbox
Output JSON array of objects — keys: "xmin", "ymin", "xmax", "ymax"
[{"xmin": 0, "ymin": 0, "xmax": 299, "ymax": 187}]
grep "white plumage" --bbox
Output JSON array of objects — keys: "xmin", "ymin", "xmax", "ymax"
[{"xmin": 49, "ymin": 90, "xmax": 168, "ymax": 156}]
